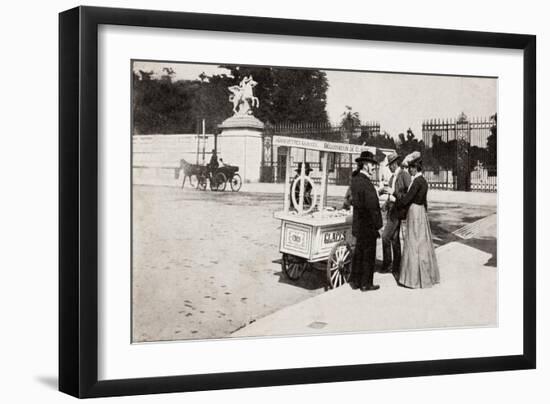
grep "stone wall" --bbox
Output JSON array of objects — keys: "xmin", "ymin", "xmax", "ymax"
[{"xmin": 133, "ymin": 134, "xmax": 215, "ymax": 186}]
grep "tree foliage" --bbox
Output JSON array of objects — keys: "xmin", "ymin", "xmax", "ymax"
[
  {"xmin": 132, "ymin": 70, "xmax": 232, "ymax": 134},
  {"xmin": 214, "ymin": 65, "xmax": 329, "ymax": 125},
  {"xmin": 396, "ymin": 128, "xmax": 424, "ymax": 156},
  {"xmin": 423, "ymin": 115, "xmax": 497, "ymax": 176},
  {"xmin": 339, "ymin": 106, "xmax": 361, "ymax": 141},
  {"xmin": 487, "ymin": 113, "xmax": 497, "ymax": 170},
  {"xmin": 132, "ymin": 65, "xmax": 330, "ymax": 134},
  {"xmin": 339, "ymin": 106, "xmax": 397, "ymax": 148},
  {"xmin": 351, "ymin": 128, "xmax": 397, "ymax": 149}
]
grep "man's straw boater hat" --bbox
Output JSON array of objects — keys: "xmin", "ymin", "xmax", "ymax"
[
  {"xmin": 355, "ymin": 150, "xmax": 379, "ymax": 165},
  {"xmin": 386, "ymin": 152, "xmax": 401, "ymax": 166}
]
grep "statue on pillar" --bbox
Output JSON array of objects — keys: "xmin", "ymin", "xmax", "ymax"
[{"xmin": 227, "ymin": 75, "xmax": 260, "ymax": 116}]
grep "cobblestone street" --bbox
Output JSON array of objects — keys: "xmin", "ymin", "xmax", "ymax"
[{"xmin": 132, "ymin": 185, "xmax": 496, "ymax": 342}]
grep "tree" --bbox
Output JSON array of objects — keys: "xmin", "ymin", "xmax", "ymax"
[
  {"xmin": 339, "ymin": 106, "xmax": 361, "ymax": 142},
  {"xmin": 133, "ymin": 75, "xmax": 201, "ymax": 134},
  {"xmin": 132, "ymin": 65, "xmax": 331, "ymax": 134},
  {"xmin": 138, "ymin": 70, "xmax": 154, "ymax": 81},
  {"xmin": 457, "ymin": 111, "xmax": 468, "ymax": 123},
  {"xmin": 423, "ymin": 133, "xmax": 442, "ymax": 171},
  {"xmin": 352, "ymin": 128, "xmax": 397, "ymax": 149},
  {"xmin": 486, "ymin": 113, "xmax": 497, "ymax": 174},
  {"xmin": 427, "ymin": 133, "xmax": 455, "ymax": 171},
  {"xmin": 160, "ymin": 67, "xmax": 175, "ymax": 82},
  {"xmin": 211, "ymin": 65, "xmax": 329, "ymax": 125},
  {"xmin": 469, "ymin": 145, "xmax": 488, "ymax": 171},
  {"xmin": 189, "ymin": 74, "xmax": 234, "ymax": 132},
  {"xmin": 396, "ymin": 128, "xmax": 424, "ymax": 156}
]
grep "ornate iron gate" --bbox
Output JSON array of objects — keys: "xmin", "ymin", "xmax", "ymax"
[{"xmin": 422, "ymin": 113, "xmax": 496, "ymax": 192}]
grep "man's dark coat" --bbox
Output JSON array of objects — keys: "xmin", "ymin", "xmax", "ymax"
[{"xmin": 350, "ymin": 172, "xmax": 383, "ymax": 240}]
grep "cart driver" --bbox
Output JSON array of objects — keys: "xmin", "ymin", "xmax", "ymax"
[{"xmin": 208, "ymin": 149, "xmax": 219, "ymax": 173}]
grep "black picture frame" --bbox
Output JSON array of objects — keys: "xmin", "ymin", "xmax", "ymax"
[{"xmin": 59, "ymin": 6, "xmax": 536, "ymax": 398}]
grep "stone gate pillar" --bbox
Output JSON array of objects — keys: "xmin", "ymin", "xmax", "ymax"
[{"xmin": 217, "ymin": 115, "xmax": 264, "ymax": 183}]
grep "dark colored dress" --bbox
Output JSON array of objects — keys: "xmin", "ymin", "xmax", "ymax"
[{"xmin": 396, "ymin": 174, "xmax": 440, "ymax": 288}]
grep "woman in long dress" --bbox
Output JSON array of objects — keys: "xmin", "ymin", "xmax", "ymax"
[{"xmin": 396, "ymin": 152, "xmax": 440, "ymax": 288}]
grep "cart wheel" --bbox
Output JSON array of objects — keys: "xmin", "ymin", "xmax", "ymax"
[
  {"xmin": 230, "ymin": 174, "xmax": 242, "ymax": 192},
  {"xmin": 196, "ymin": 173, "xmax": 207, "ymax": 191},
  {"xmin": 282, "ymin": 254, "xmax": 309, "ymax": 280},
  {"xmin": 210, "ymin": 172, "xmax": 227, "ymax": 191},
  {"xmin": 326, "ymin": 241, "xmax": 352, "ymax": 289}
]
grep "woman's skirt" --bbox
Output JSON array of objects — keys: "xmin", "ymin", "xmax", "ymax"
[{"xmin": 399, "ymin": 203, "xmax": 440, "ymax": 288}]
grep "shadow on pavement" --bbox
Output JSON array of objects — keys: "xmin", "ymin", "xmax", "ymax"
[
  {"xmin": 272, "ymin": 257, "xmax": 328, "ymax": 291},
  {"xmin": 273, "ymin": 258, "xmax": 392, "ymax": 291},
  {"xmin": 460, "ymin": 237, "xmax": 497, "ymax": 267}
]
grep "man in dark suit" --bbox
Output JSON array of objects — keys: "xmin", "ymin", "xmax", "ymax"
[
  {"xmin": 380, "ymin": 152, "xmax": 411, "ymax": 277},
  {"xmin": 350, "ymin": 151, "xmax": 383, "ymax": 292}
]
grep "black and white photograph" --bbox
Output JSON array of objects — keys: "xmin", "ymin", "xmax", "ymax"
[
  {"xmin": 131, "ymin": 60, "xmax": 498, "ymax": 342},
  {"xmin": 2, "ymin": 0, "xmax": 544, "ymax": 402}
]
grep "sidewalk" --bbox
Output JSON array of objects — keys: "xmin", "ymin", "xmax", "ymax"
[
  {"xmin": 135, "ymin": 175, "xmax": 497, "ymax": 207},
  {"xmin": 231, "ymin": 242, "xmax": 497, "ymax": 338},
  {"xmin": 241, "ymin": 182, "xmax": 497, "ymax": 207}
]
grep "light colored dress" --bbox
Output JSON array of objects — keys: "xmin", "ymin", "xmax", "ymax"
[{"xmin": 397, "ymin": 174, "xmax": 440, "ymax": 288}]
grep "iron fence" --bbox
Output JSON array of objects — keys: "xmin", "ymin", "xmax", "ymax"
[
  {"xmin": 422, "ymin": 114, "xmax": 497, "ymax": 192},
  {"xmin": 260, "ymin": 117, "xmax": 496, "ymax": 193},
  {"xmin": 261, "ymin": 121, "xmax": 383, "ymax": 184}
]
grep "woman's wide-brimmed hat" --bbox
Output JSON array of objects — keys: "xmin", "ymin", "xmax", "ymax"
[
  {"xmin": 403, "ymin": 151, "xmax": 422, "ymax": 167},
  {"xmin": 355, "ymin": 150, "xmax": 379, "ymax": 165},
  {"xmin": 295, "ymin": 162, "xmax": 313, "ymax": 173},
  {"xmin": 386, "ymin": 152, "xmax": 401, "ymax": 166}
]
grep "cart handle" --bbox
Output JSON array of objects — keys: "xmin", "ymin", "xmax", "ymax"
[{"xmin": 290, "ymin": 176, "xmax": 318, "ymax": 215}]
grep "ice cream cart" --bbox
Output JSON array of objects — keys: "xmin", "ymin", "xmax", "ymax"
[{"xmin": 272, "ymin": 136, "xmax": 378, "ymax": 289}]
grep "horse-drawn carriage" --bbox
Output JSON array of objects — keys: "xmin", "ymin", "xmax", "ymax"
[
  {"xmin": 197, "ymin": 164, "xmax": 242, "ymax": 192},
  {"xmin": 174, "ymin": 76, "xmax": 257, "ymax": 193},
  {"xmin": 176, "ymin": 159, "xmax": 242, "ymax": 192}
]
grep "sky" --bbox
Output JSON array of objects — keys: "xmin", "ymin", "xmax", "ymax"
[
  {"xmin": 133, "ymin": 61, "xmax": 497, "ymax": 139},
  {"xmin": 325, "ymin": 70, "xmax": 496, "ymax": 138}
]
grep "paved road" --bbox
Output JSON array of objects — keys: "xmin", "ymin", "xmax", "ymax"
[{"xmin": 132, "ymin": 185, "xmax": 496, "ymax": 342}]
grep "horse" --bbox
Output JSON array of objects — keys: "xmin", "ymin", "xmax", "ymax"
[
  {"xmin": 228, "ymin": 76, "xmax": 259, "ymax": 115},
  {"xmin": 174, "ymin": 159, "xmax": 205, "ymax": 188}
]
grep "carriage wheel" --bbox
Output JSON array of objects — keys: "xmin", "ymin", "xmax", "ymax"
[
  {"xmin": 230, "ymin": 174, "xmax": 242, "ymax": 192},
  {"xmin": 281, "ymin": 254, "xmax": 309, "ymax": 281},
  {"xmin": 210, "ymin": 172, "xmax": 227, "ymax": 191},
  {"xmin": 326, "ymin": 241, "xmax": 353, "ymax": 289},
  {"xmin": 196, "ymin": 173, "xmax": 207, "ymax": 190}
]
